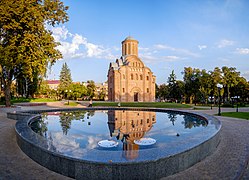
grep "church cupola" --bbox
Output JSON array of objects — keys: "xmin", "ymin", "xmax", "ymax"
[{"xmin": 122, "ymin": 36, "xmax": 139, "ymax": 57}]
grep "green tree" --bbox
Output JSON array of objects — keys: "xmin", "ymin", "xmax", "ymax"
[
  {"xmin": 37, "ymin": 80, "xmax": 50, "ymax": 96},
  {"xmin": 222, "ymin": 66, "xmax": 240, "ymax": 102},
  {"xmin": 167, "ymin": 70, "xmax": 184, "ymax": 102},
  {"xmin": 69, "ymin": 83, "xmax": 87, "ymax": 100},
  {"xmin": 86, "ymin": 80, "xmax": 96, "ymax": 99},
  {"xmin": 157, "ymin": 84, "xmax": 169, "ymax": 101},
  {"xmin": 58, "ymin": 62, "xmax": 72, "ymax": 98},
  {"xmin": 209, "ymin": 67, "xmax": 222, "ymax": 104},
  {"xmin": 0, "ymin": 0, "xmax": 68, "ymax": 106},
  {"xmin": 167, "ymin": 70, "xmax": 176, "ymax": 100},
  {"xmin": 183, "ymin": 67, "xmax": 201, "ymax": 104},
  {"xmin": 199, "ymin": 69, "xmax": 211, "ymax": 104}
]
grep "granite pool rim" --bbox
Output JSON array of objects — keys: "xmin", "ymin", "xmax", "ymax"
[{"xmin": 12, "ymin": 107, "xmax": 221, "ymax": 179}]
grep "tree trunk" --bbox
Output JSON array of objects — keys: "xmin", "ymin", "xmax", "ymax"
[
  {"xmin": 227, "ymin": 85, "xmax": 230, "ymax": 101},
  {"xmin": 4, "ymin": 82, "xmax": 11, "ymax": 107}
]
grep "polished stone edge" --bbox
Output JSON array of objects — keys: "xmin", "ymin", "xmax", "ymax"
[{"xmin": 14, "ymin": 107, "xmax": 221, "ymax": 180}]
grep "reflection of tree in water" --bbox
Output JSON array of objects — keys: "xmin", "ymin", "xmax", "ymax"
[
  {"xmin": 182, "ymin": 115, "xmax": 208, "ymax": 129},
  {"xmin": 168, "ymin": 113, "xmax": 177, "ymax": 126},
  {"xmin": 59, "ymin": 111, "xmax": 90, "ymax": 135},
  {"xmin": 30, "ymin": 116, "xmax": 48, "ymax": 138}
]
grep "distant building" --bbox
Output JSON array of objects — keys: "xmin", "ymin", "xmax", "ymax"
[
  {"xmin": 95, "ymin": 82, "xmax": 108, "ymax": 100},
  {"xmin": 46, "ymin": 80, "xmax": 60, "ymax": 90},
  {"xmin": 107, "ymin": 37, "xmax": 156, "ymax": 102},
  {"xmin": 82, "ymin": 81, "xmax": 108, "ymax": 100}
]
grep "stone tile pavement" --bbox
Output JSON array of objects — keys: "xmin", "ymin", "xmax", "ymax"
[{"xmin": 0, "ymin": 103, "xmax": 248, "ymax": 179}]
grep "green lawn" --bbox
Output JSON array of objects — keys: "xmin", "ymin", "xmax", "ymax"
[
  {"xmin": 221, "ymin": 112, "xmax": 249, "ymax": 120},
  {"xmin": 92, "ymin": 102, "xmax": 192, "ymax": 108},
  {"xmin": 0, "ymin": 97, "xmax": 57, "ymax": 105},
  {"xmin": 64, "ymin": 101, "xmax": 78, "ymax": 106}
]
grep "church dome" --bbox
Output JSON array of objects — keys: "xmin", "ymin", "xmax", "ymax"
[{"xmin": 124, "ymin": 36, "xmax": 137, "ymax": 41}]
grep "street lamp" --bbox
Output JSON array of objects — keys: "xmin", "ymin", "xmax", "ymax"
[
  {"xmin": 235, "ymin": 96, "xmax": 240, "ymax": 112},
  {"xmin": 217, "ymin": 84, "xmax": 223, "ymax": 116},
  {"xmin": 65, "ymin": 90, "xmax": 72, "ymax": 105},
  {"xmin": 210, "ymin": 96, "xmax": 214, "ymax": 110}
]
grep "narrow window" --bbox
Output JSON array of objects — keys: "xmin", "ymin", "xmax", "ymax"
[
  {"xmin": 147, "ymin": 88, "xmax": 149, "ymax": 93},
  {"xmin": 140, "ymin": 75, "xmax": 143, "ymax": 80},
  {"xmin": 147, "ymin": 76, "xmax": 149, "ymax": 80},
  {"xmin": 136, "ymin": 74, "xmax": 138, "ymax": 80},
  {"xmin": 123, "ymin": 74, "xmax": 125, "ymax": 79},
  {"xmin": 131, "ymin": 74, "xmax": 134, "ymax": 80},
  {"xmin": 123, "ymin": 88, "xmax": 125, "ymax": 93}
]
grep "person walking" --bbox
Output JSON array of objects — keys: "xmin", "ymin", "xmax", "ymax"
[{"xmin": 88, "ymin": 99, "xmax": 93, "ymax": 107}]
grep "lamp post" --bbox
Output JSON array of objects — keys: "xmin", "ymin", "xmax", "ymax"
[
  {"xmin": 235, "ymin": 96, "xmax": 240, "ymax": 112},
  {"xmin": 65, "ymin": 90, "xmax": 71, "ymax": 105},
  {"xmin": 210, "ymin": 96, "xmax": 214, "ymax": 110},
  {"xmin": 217, "ymin": 84, "xmax": 223, "ymax": 116}
]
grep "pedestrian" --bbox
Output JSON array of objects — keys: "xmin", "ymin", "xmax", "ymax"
[{"xmin": 89, "ymin": 99, "xmax": 93, "ymax": 107}]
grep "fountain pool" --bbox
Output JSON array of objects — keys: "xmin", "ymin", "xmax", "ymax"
[{"xmin": 15, "ymin": 108, "xmax": 221, "ymax": 179}]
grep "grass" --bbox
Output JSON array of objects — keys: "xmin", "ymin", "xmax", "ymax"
[
  {"xmin": 64, "ymin": 101, "xmax": 78, "ymax": 106},
  {"xmin": 92, "ymin": 102, "xmax": 192, "ymax": 109},
  {"xmin": 193, "ymin": 107, "xmax": 211, "ymax": 110},
  {"xmin": 221, "ymin": 112, "xmax": 249, "ymax": 120},
  {"xmin": 0, "ymin": 97, "xmax": 57, "ymax": 105}
]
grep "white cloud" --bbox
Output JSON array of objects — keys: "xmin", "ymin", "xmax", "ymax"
[
  {"xmin": 154, "ymin": 44, "xmax": 199, "ymax": 57},
  {"xmin": 50, "ymin": 26, "xmax": 116, "ymax": 60},
  {"xmin": 198, "ymin": 45, "xmax": 207, "ymax": 50},
  {"xmin": 242, "ymin": 71, "xmax": 249, "ymax": 80},
  {"xmin": 154, "ymin": 44, "xmax": 173, "ymax": 50},
  {"xmin": 217, "ymin": 39, "xmax": 234, "ymax": 48},
  {"xmin": 51, "ymin": 26, "xmax": 71, "ymax": 42},
  {"xmin": 162, "ymin": 56, "xmax": 183, "ymax": 62},
  {"xmin": 235, "ymin": 48, "xmax": 249, "ymax": 55}
]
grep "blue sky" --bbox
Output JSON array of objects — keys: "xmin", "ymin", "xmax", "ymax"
[{"xmin": 47, "ymin": 0, "xmax": 249, "ymax": 84}]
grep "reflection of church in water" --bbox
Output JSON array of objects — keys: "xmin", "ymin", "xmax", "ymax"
[{"xmin": 108, "ymin": 110, "xmax": 156, "ymax": 160}]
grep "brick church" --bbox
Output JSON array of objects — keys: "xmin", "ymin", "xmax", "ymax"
[{"xmin": 107, "ymin": 37, "xmax": 156, "ymax": 102}]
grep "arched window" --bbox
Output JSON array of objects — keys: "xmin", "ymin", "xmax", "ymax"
[
  {"xmin": 131, "ymin": 74, "xmax": 134, "ymax": 80},
  {"xmin": 123, "ymin": 74, "xmax": 125, "ymax": 79},
  {"xmin": 136, "ymin": 74, "xmax": 138, "ymax": 80},
  {"xmin": 123, "ymin": 88, "xmax": 125, "ymax": 93},
  {"xmin": 147, "ymin": 88, "xmax": 149, "ymax": 93},
  {"xmin": 146, "ymin": 76, "xmax": 149, "ymax": 81},
  {"xmin": 140, "ymin": 75, "xmax": 143, "ymax": 80}
]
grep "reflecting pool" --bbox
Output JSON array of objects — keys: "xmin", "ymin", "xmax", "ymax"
[{"xmin": 30, "ymin": 110, "xmax": 210, "ymax": 162}]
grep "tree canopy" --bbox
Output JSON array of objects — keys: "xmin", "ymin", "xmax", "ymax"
[
  {"xmin": 58, "ymin": 62, "xmax": 72, "ymax": 91},
  {"xmin": 0, "ymin": 0, "xmax": 68, "ymax": 106}
]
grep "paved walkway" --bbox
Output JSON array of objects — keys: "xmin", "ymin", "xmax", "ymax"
[{"xmin": 0, "ymin": 103, "xmax": 248, "ymax": 179}]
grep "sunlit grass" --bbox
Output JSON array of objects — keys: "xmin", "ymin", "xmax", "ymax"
[
  {"xmin": 64, "ymin": 101, "xmax": 78, "ymax": 106},
  {"xmin": 221, "ymin": 112, "xmax": 249, "ymax": 120},
  {"xmin": 0, "ymin": 97, "xmax": 57, "ymax": 105},
  {"xmin": 92, "ymin": 102, "xmax": 192, "ymax": 108}
]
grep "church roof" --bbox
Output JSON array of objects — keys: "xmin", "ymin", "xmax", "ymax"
[{"xmin": 124, "ymin": 36, "xmax": 137, "ymax": 41}]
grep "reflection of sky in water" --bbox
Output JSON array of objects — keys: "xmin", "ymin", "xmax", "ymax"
[{"xmin": 32, "ymin": 111, "xmax": 208, "ymax": 156}]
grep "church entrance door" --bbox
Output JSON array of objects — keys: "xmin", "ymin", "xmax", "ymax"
[{"xmin": 134, "ymin": 92, "xmax": 138, "ymax": 102}]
